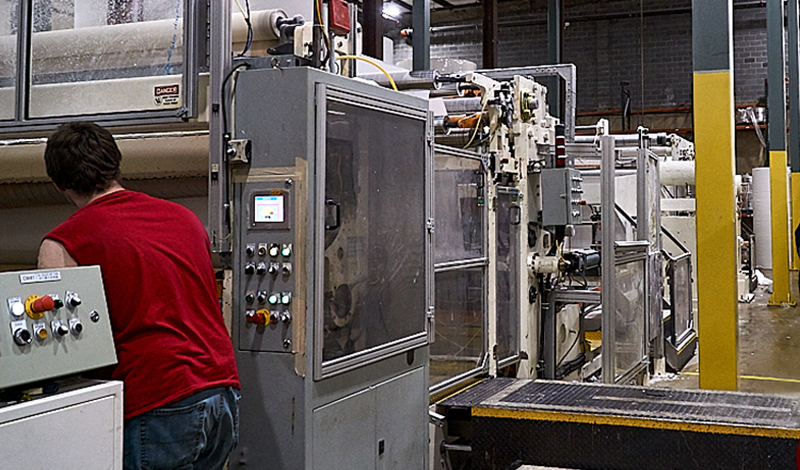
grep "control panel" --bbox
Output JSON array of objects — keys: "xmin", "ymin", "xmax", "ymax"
[
  {"xmin": 0, "ymin": 266, "xmax": 117, "ymax": 390},
  {"xmin": 541, "ymin": 167, "xmax": 584, "ymax": 226},
  {"xmin": 238, "ymin": 183, "xmax": 295, "ymax": 353}
]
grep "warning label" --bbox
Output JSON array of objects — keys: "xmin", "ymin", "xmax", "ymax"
[{"xmin": 154, "ymin": 85, "xmax": 180, "ymax": 108}]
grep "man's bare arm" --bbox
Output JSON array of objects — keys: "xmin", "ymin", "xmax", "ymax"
[{"xmin": 38, "ymin": 239, "xmax": 79, "ymax": 268}]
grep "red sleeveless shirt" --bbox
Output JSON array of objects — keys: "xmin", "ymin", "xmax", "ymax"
[{"xmin": 45, "ymin": 190, "xmax": 240, "ymax": 418}]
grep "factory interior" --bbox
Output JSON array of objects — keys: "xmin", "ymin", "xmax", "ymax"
[{"xmin": 3, "ymin": 0, "xmax": 800, "ymax": 469}]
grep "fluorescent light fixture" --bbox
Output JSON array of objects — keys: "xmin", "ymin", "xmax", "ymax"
[{"xmin": 382, "ymin": 2, "xmax": 402, "ymax": 20}]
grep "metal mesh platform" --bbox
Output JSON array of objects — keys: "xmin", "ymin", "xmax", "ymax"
[{"xmin": 445, "ymin": 379, "xmax": 800, "ymax": 429}]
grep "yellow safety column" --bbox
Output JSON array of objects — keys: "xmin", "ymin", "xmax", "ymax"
[
  {"xmin": 788, "ymin": 0, "xmax": 800, "ymax": 272},
  {"xmin": 766, "ymin": 0, "xmax": 795, "ymax": 306},
  {"xmin": 693, "ymin": 0, "xmax": 738, "ymax": 391}
]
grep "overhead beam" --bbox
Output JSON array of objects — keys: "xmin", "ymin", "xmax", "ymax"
[
  {"xmin": 692, "ymin": 0, "xmax": 738, "ymax": 391},
  {"xmin": 766, "ymin": 0, "xmax": 795, "ymax": 305}
]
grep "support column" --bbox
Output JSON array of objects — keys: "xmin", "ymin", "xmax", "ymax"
[
  {"xmin": 363, "ymin": 0, "xmax": 383, "ymax": 60},
  {"xmin": 412, "ymin": 0, "xmax": 430, "ymax": 71},
  {"xmin": 692, "ymin": 0, "xmax": 738, "ymax": 391},
  {"xmin": 767, "ymin": 0, "xmax": 795, "ymax": 305},
  {"xmin": 788, "ymin": 0, "xmax": 800, "ymax": 270},
  {"xmin": 483, "ymin": 0, "xmax": 498, "ymax": 68},
  {"xmin": 547, "ymin": 0, "xmax": 563, "ymax": 118}
]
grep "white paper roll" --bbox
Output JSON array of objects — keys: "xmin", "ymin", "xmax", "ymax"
[{"xmin": 752, "ymin": 167, "xmax": 772, "ymax": 269}]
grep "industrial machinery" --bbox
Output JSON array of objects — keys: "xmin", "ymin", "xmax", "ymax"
[
  {"xmin": 225, "ymin": 67, "xmax": 432, "ymax": 469},
  {"xmin": 0, "ymin": 266, "xmax": 121, "ymax": 470}
]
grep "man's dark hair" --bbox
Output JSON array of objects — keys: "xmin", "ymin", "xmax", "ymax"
[{"xmin": 44, "ymin": 121, "xmax": 122, "ymax": 195}]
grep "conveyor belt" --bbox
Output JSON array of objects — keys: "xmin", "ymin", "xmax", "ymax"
[{"xmin": 440, "ymin": 379, "xmax": 800, "ymax": 470}]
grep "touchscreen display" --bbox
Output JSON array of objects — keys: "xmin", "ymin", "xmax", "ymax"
[{"xmin": 254, "ymin": 195, "xmax": 285, "ymax": 223}]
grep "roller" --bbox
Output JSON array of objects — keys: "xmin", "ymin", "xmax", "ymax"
[{"xmin": 359, "ymin": 70, "xmax": 441, "ymax": 91}]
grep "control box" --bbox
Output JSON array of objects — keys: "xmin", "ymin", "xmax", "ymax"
[
  {"xmin": 1, "ymin": 266, "xmax": 117, "ymax": 390},
  {"xmin": 541, "ymin": 167, "xmax": 584, "ymax": 226}
]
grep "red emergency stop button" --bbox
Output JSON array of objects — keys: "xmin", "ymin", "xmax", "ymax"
[
  {"xmin": 246, "ymin": 310, "xmax": 269, "ymax": 327},
  {"xmin": 25, "ymin": 295, "xmax": 55, "ymax": 319}
]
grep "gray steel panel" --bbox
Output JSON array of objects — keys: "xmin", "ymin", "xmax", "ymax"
[
  {"xmin": 231, "ymin": 67, "xmax": 430, "ymax": 470},
  {"xmin": 375, "ymin": 367, "xmax": 428, "ymax": 470},
  {"xmin": 541, "ymin": 168, "xmax": 582, "ymax": 226},
  {"xmin": 692, "ymin": 0, "xmax": 733, "ymax": 73},
  {"xmin": 312, "ymin": 387, "xmax": 376, "ymax": 469},
  {"xmin": 0, "ymin": 266, "xmax": 117, "ymax": 390}
]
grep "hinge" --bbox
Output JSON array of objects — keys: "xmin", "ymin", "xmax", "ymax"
[
  {"xmin": 427, "ymin": 306, "xmax": 435, "ymax": 320},
  {"xmin": 426, "ymin": 218, "xmax": 435, "ymax": 233}
]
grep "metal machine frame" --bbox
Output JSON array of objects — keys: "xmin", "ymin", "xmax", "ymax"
[{"xmin": 1, "ymin": 0, "xmax": 203, "ymax": 133}]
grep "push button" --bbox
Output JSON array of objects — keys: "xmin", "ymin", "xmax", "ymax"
[{"xmin": 25, "ymin": 295, "xmax": 54, "ymax": 319}]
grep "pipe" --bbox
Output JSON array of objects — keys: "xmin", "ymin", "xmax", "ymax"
[{"xmin": 443, "ymin": 97, "xmax": 482, "ymax": 114}]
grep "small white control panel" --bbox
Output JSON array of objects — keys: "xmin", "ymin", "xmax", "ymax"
[{"xmin": 1, "ymin": 266, "xmax": 117, "ymax": 390}]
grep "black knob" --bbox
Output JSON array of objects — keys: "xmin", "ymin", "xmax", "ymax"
[
  {"xmin": 244, "ymin": 263, "xmax": 256, "ymax": 275},
  {"xmin": 246, "ymin": 245, "xmax": 255, "ymax": 256},
  {"xmin": 256, "ymin": 263, "xmax": 267, "ymax": 276},
  {"xmin": 13, "ymin": 328, "xmax": 32, "ymax": 346},
  {"xmin": 56, "ymin": 325, "xmax": 69, "ymax": 337},
  {"xmin": 68, "ymin": 295, "xmax": 82, "ymax": 307},
  {"xmin": 257, "ymin": 291, "xmax": 268, "ymax": 303},
  {"xmin": 268, "ymin": 263, "xmax": 279, "ymax": 275}
]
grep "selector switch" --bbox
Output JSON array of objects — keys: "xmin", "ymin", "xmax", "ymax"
[
  {"xmin": 282, "ymin": 263, "xmax": 293, "ymax": 276},
  {"xmin": 268, "ymin": 263, "xmax": 280, "ymax": 275},
  {"xmin": 280, "ymin": 311, "xmax": 292, "ymax": 324},
  {"xmin": 65, "ymin": 292, "xmax": 82, "ymax": 308},
  {"xmin": 245, "ymin": 244, "xmax": 255, "ymax": 257},
  {"xmin": 244, "ymin": 263, "xmax": 256, "ymax": 275},
  {"xmin": 281, "ymin": 244, "xmax": 293, "ymax": 258},
  {"xmin": 257, "ymin": 291, "xmax": 268, "ymax": 303},
  {"xmin": 52, "ymin": 320, "xmax": 69, "ymax": 338},
  {"xmin": 268, "ymin": 243, "xmax": 280, "ymax": 258},
  {"xmin": 13, "ymin": 327, "xmax": 32, "ymax": 346},
  {"xmin": 256, "ymin": 262, "xmax": 268, "ymax": 276}
]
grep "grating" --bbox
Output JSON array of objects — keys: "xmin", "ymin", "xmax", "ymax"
[{"xmin": 492, "ymin": 380, "xmax": 800, "ymax": 428}]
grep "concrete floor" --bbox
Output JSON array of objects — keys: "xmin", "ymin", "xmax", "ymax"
[{"xmin": 651, "ymin": 270, "xmax": 800, "ymax": 398}]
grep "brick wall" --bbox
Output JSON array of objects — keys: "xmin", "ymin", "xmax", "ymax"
[{"xmin": 393, "ymin": 1, "xmax": 768, "ymax": 112}]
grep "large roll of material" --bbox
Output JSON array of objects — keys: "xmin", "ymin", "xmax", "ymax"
[{"xmin": 752, "ymin": 167, "xmax": 772, "ymax": 269}]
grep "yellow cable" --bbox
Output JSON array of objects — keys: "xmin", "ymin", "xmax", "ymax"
[
  {"xmin": 316, "ymin": 0, "xmax": 332, "ymax": 62},
  {"xmin": 462, "ymin": 98, "xmax": 488, "ymax": 150},
  {"xmin": 335, "ymin": 55, "xmax": 398, "ymax": 91}
]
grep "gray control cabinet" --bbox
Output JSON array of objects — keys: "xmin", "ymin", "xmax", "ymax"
[
  {"xmin": 230, "ymin": 67, "xmax": 432, "ymax": 470},
  {"xmin": 541, "ymin": 168, "xmax": 584, "ymax": 226},
  {"xmin": 0, "ymin": 266, "xmax": 117, "ymax": 390}
]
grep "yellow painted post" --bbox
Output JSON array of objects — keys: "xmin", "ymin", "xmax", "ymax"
[
  {"xmin": 792, "ymin": 174, "xmax": 800, "ymax": 270},
  {"xmin": 693, "ymin": 71, "xmax": 739, "ymax": 391},
  {"xmin": 769, "ymin": 153, "xmax": 796, "ymax": 305}
]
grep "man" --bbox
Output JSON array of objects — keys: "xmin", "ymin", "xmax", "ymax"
[{"xmin": 38, "ymin": 121, "xmax": 240, "ymax": 470}]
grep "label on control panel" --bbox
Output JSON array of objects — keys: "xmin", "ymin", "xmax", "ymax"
[
  {"xmin": 10, "ymin": 319, "xmax": 26, "ymax": 332},
  {"xmin": 19, "ymin": 271, "xmax": 62, "ymax": 285}
]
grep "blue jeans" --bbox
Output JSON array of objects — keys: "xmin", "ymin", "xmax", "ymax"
[{"xmin": 124, "ymin": 387, "xmax": 240, "ymax": 470}]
